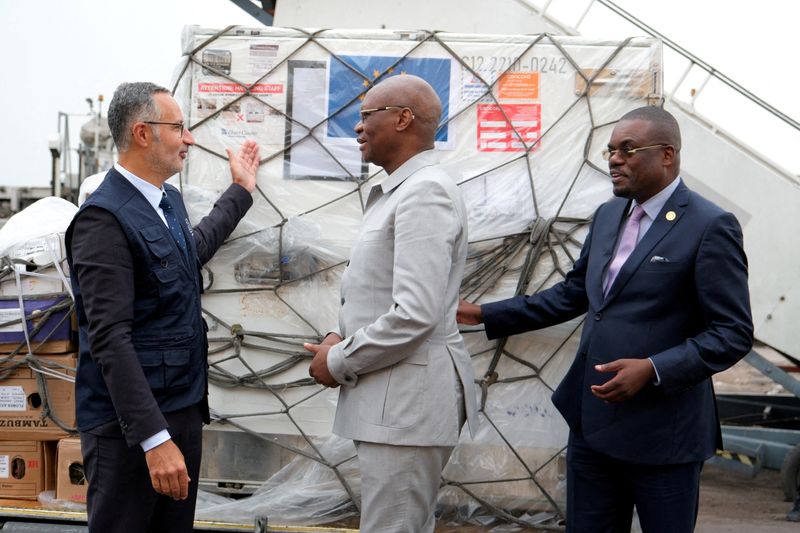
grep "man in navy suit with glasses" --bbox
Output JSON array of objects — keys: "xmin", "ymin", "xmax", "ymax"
[{"xmin": 458, "ymin": 106, "xmax": 753, "ymax": 532}]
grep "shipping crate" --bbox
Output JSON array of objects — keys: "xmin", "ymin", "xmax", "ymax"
[
  {"xmin": 0, "ymin": 295, "xmax": 76, "ymax": 354},
  {"xmin": 0, "ymin": 353, "xmax": 77, "ymax": 440},
  {"xmin": 175, "ymin": 25, "xmax": 660, "ymax": 523},
  {"xmin": 0, "ymin": 440, "xmax": 56, "ymax": 500},
  {"xmin": 175, "ymin": 26, "xmax": 661, "ymax": 439},
  {"xmin": 55, "ymin": 437, "xmax": 86, "ymax": 504}
]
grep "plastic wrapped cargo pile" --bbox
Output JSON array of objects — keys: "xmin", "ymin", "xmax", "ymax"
[
  {"xmin": 172, "ymin": 26, "xmax": 662, "ymax": 528},
  {"xmin": 0, "ymin": 198, "xmax": 79, "ymax": 443}
]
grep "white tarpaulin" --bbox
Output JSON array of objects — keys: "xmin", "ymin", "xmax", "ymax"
[{"xmin": 172, "ymin": 26, "xmax": 661, "ymax": 527}]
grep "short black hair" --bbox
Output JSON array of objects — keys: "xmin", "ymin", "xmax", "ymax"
[{"xmin": 619, "ymin": 106, "xmax": 681, "ymax": 150}]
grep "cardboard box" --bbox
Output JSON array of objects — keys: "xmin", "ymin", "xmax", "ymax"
[
  {"xmin": 0, "ymin": 294, "xmax": 76, "ymax": 354},
  {"xmin": 0, "ymin": 271, "xmax": 68, "ymax": 298},
  {"xmin": 0, "ymin": 440, "xmax": 56, "ymax": 499},
  {"xmin": 0, "ymin": 233, "xmax": 70, "ymax": 297},
  {"xmin": 55, "ymin": 437, "xmax": 86, "ymax": 503},
  {"xmin": 0, "ymin": 353, "xmax": 77, "ymax": 440}
]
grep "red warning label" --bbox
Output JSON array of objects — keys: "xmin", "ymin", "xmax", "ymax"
[{"xmin": 477, "ymin": 103, "xmax": 541, "ymax": 152}]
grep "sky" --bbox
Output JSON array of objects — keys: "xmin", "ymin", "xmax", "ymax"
[{"xmin": 1, "ymin": 0, "xmax": 798, "ymax": 188}]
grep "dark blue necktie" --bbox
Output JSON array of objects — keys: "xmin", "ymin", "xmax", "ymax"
[{"xmin": 159, "ymin": 194, "xmax": 188, "ymax": 258}]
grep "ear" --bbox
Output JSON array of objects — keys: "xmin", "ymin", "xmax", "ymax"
[
  {"xmin": 130, "ymin": 122, "xmax": 151, "ymax": 148},
  {"xmin": 394, "ymin": 108, "xmax": 415, "ymax": 132},
  {"xmin": 662, "ymin": 145, "xmax": 677, "ymax": 167}
]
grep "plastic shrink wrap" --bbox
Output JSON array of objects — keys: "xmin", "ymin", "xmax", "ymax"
[{"xmin": 172, "ymin": 26, "xmax": 661, "ymax": 527}]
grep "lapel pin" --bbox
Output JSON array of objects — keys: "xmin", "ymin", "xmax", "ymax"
[{"xmin": 665, "ymin": 211, "xmax": 676, "ymax": 221}]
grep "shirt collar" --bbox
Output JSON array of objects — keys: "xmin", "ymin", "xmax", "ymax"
[
  {"xmin": 363, "ymin": 150, "xmax": 439, "ymax": 210},
  {"xmin": 632, "ymin": 176, "xmax": 681, "ymax": 219},
  {"xmin": 380, "ymin": 150, "xmax": 438, "ymax": 194},
  {"xmin": 114, "ymin": 162, "xmax": 166, "ymax": 213}
]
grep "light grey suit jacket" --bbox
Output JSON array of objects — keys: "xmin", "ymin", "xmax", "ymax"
[{"xmin": 327, "ymin": 150, "xmax": 479, "ymax": 446}]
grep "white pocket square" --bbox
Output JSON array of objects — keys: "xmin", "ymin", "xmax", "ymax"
[{"xmin": 649, "ymin": 255, "xmax": 670, "ymax": 263}]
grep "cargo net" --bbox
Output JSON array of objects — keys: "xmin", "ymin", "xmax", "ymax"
[{"xmin": 173, "ymin": 26, "xmax": 660, "ymax": 529}]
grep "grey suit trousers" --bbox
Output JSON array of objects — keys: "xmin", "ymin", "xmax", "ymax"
[{"xmin": 356, "ymin": 380, "xmax": 465, "ymax": 532}]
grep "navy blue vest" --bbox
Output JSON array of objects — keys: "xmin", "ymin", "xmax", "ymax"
[{"xmin": 67, "ymin": 169, "xmax": 208, "ymax": 431}]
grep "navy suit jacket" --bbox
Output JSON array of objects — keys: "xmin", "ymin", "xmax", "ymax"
[{"xmin": 482, "ymin": 181, "xmax": 753, "ymax": 465}]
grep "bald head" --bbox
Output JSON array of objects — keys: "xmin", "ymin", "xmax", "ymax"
[
  {"xmin": 370, "ymin": 75, "xmax": 441, "ymax": 142},
  {"xmin": 356, "ymin": 75, "xmax": 443, "ymax": 173}
]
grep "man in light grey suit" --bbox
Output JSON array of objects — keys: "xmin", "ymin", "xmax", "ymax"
[{"xmin": 304, "ymin": 74, "xmax": 478, "ymax": 532}]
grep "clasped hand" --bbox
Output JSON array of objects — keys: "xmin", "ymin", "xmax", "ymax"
[{"xmin": 304, "ymin": 333, "xmax": 342, "ymax": 388}]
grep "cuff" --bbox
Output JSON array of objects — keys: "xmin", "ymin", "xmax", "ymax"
[
  {"xmin": 648, "ymin": 357, "xmax": 662, "ymax": 386},
  {"xmin": 326, "ymin": 341, "xmax": 357, "ymax": 387},
  {"xmin": 140, "ymin": 429, "xmax": 171, "ymax": 452}
]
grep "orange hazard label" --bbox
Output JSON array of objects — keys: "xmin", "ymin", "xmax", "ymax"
[{"xmin": 498, "ymin": 72, "xmax": 539, "ymax": 100}]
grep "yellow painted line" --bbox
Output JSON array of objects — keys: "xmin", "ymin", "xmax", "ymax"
[
  {"xmin": 0, "ymin": 505, "xmax": 86, "ymax": 521},
  {"xmin": 714, "ymin": 450, "xmax": 756, "ymax": 466}
]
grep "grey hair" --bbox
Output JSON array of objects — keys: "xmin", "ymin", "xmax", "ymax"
[{"xmin": 107, "ymin": 82, "xmax": 170, "ymax": 151}]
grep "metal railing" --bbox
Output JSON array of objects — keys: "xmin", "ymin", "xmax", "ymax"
[{"xmin": 514, "ymin": 0, "xmax": 800, "ymax": 179}]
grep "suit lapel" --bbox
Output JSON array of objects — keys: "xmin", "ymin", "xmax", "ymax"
[
  {"xmin": 602, "ymin": 183, "xmax": 689, "ymax": 304},
  {"xmin": 588, "ymin": 198, "xmax": 629, "ymax": 306}
]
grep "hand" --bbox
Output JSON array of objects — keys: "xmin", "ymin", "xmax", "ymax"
[
  {"xmin": 304, "ymin": 342, "xmax": 340, "ymax": 387},
  {"xmin": 590, "ymin": 358, "xmax": 656, "ymax": 403},
  {"xmin": 226, "ymin": 139, "xmax": 260, "ymax": 193},
  {"xmin": 144, "ymin": 439, "xmax": 190, "ymax": 500},
  {"xmin": 457, "ymin": 299, "xmax": 483, "ymax": 325},
  {"xmin": 321, "ymin": 332, "xmax": 343, "ymax": 346}
]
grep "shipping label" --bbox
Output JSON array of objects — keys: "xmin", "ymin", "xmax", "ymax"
[
  {"xmin": 477, "ymin": 103, "xmax": 541, "ymax": 152},
  {"xmin": 0, "ymin": 386, "xmax": 25, "ymax": 411},
  {"xmin": 497, "ymin": 72, "xmax": 539, "ymax": 100},
  {"xmin": 0, "ymin": 455, "xmax": 7, "ymax": 478},
  {"xmin": 0, "ymin": 309, "xmax": 23, "ymax": 333}
]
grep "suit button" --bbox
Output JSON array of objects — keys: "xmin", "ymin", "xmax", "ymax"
[
  {"xmin": 340, "ymin": 298, "xmax": 345, "ymax": 305},
  {"xmin": 594, "ymin": 313, "xmax": 602, "ymax": 321},
  {"xmin": 161, "ymin": 259, "xmax": 168, "ymax": 267}
]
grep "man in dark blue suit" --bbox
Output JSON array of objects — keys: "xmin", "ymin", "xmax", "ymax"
[
  {"xmin": 67, "ymin": 82, "xmax": 260, "ymax": 532},
  {"xmin": 458, "ymin": 106, "xmax": 753, "ymax": 532}
]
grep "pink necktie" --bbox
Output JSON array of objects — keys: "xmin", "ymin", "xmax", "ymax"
[{"xmin": 604, "ymin": 204, "xmax": 646, "ymax": 296}]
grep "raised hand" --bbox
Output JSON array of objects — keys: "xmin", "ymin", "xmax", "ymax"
[{"xmin": 226, "ymin": 139, "xmax": 260, "ymax": 193}]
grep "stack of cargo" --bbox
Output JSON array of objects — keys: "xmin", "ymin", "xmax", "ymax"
[
  {"xmin": 172, "ymin": 26, "xmax": 662, "ymax": 526},
  {"xmin": 0, "ymin": 198, "xmax": 87, "ymax": 506}
]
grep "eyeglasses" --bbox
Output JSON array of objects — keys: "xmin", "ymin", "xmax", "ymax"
[
  {"xmin": 602, "ymin": 144, "xmax": 670, "ymax": 161},
  {"xmin": 359, "ymin": 106, "xmax": 414, "ymax": 122},
  {"xmin": 144, "ymin": 121, "xmax": 185, "ymax": 136}
]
